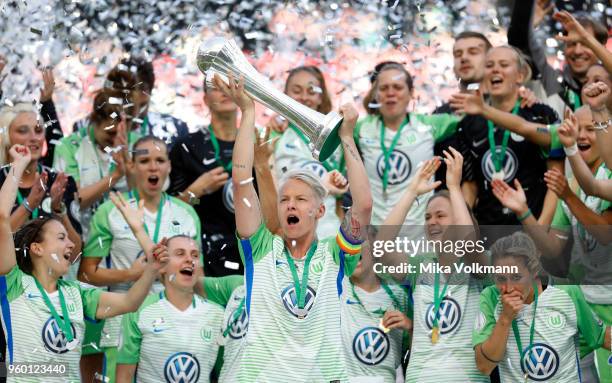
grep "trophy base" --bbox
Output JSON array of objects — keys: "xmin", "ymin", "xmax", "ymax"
[{"xmin": 315, "ymin": 112, "xmax": 343, "ymax": 162}]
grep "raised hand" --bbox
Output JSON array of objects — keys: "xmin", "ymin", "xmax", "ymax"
[
  {"xmin": 553, "ymin": 10, "xmax": 592, "ymax": 45},
  {"xmin": 449, "ymin": 89, "xmax": 485, "ymax": 115},
  {"xmin": 212, "ymin": 73, "xmax": 254, "ymax": 111},
  {"xmin": 8, "ymin": 145, "xmax": 32, "ymax": 170},
  {"xmin": 443, "ymin": 147, "xmax": 463, "ymax": 189},
  {"xmin": 322, "ymin": 170, "xmax": 349, "ymax": 196},
  {"xmin": 532, "ymin": 0, "xmax": 554, "ymax": 27},
  {"xmin": 254, "ymin": 126, "xmax": 278, "ymax": 166},
  {"xmin": 582, "ymin": 81, "xmax": 610, "ymax": 112},
  {"xmin": 265, "ymin": 114, "xmax": 289, "ymax": 134},
  {"xmin": 518, "ymin": 86, "xmax": 539, "ymax": 108},
  {"xmin": 338, "ymin": 103, "xmax": 359, "ymax": 138},
  {"xmin": 49, "ymin": 172, "xmax": 68, "ymax": 211},
  {"xmin": 147, "ymin": 237, "xmax": 170, "ymax": 274},
  {"xmin": 544, "ymin": 168, "xmax": 571, "ymax": 200},
  {"xmin": 491, "ymin": 179, "xmax": 529, "ymax": 215},
  {"xmin": 27, "ymin": 171, "xmax": 48, "ymax": 210},
  {"xmin": 408, "ymin": 157, "xmax": 441, "ymax": 196},
  {"xmin": 557, "ymin": 110, "xmax": 579, "ymax": 148},
  {"xmin": 191, "ymin": 166, "xmax": 229, "ymax": 197},
  {"xmin": 110, "ymin": 191, "xmax": 145, "ymax": 232},
  {"xmin": 40, "ymin": 68, "xmax": 55, "ymax": 103}
]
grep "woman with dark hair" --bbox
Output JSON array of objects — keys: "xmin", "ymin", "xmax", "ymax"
[
  {"xmin": 473, "ymin": 232, "xmax": 611, "ymax": 382},
  {"xmin": 0, "ymin": 144, "xmax": 167, "ymax": 383},
  {"xmin": 269, "ymin": 65, "xmax": 347, "ymax": 238},
  {"xmin": 355, "ymin": 62, "xmax": 462, "ymax": 233},
  {"xmin": 376, "ymin": 148, "xmax": 490, "ymax": 382}
]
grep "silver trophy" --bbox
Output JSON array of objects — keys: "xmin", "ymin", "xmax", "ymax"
[{"xmin": 197, "ymin": 37, "xmax": 342, "ymax": 162}]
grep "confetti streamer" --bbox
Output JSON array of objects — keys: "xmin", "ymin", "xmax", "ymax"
[
  {"xmin": 240, "ymin": 177, "xmax": 254, "ymax": 185},
  {"xmin": 242, "ymin": 198, "xmax": 251, "ymax": 208},
  {"xmin": 224, "ymin": 260, "xmax": 239, "ymax": 270}
]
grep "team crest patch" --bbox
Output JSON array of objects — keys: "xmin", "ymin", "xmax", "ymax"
[
  {"xmin": 352, "ymin": 326, "xmax": 390, "ymax": 365},
  {"xmin": 545, "ymin": 312, "xmax": 566, "ymax": 329}
]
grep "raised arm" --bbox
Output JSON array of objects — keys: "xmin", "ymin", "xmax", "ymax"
[
  {"xmin": 450, "ymin": 90, "xmax": 553, "ymax": 147},
  {"xmin": 254, "ymin": 127, "xmax": 281, "ymax": 234},
  {"xmin": 109, "ymin": 191, "xmax": 154, "ymax": 254},
  {"xmin": 0, "ymin": 145, "xmax": 31, "ymax": 274},
  {"xmin": 214, "ymin": 74, "xmax": 261, "ymax": 238},
  {"xmin": 338, "ymin": 104, "xmax": 372, "ymax": 241}
]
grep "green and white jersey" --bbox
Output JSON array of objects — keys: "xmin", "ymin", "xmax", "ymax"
[
  {"xmin": 404, "ymin": 256, "xmax": 490, "ymax": 383},
  {"xmin": 236, "ymin": 223, "xmax": 361, "ymax": 383},
  {"xmin": 52, "ymin": 127, "xmax": 136, "ymax": 241},
  {"xmin": 354, "ymin": 114, "xmax": 459, "ymax": 227},
  {"xmin": 117, "ymin": 291, "xmax": 224, "ymax": 383},
  {"xmin": 0, "ymin": 266, "xmax": 102, "ymax": 383},
  {"xmin": 83, "ymin": 192, "xmax": 201, "ymax": 347},
  {"xmin": 551, "ymin": 163, "xmax": 612, "ymax": 304},
  {"xmin": 473, "ymin": 285, "xmax": 606, "ymax": 383},
  {"xmin": 340, "ymin": 278, "xmax": 407, "ymax": 383},
  {"xmin": 218, "ymin": 285, "xmax": 247, "ymax": 383},
  {"xmin": 274, "ymin": 126, "xmax": 343, "ymax": 238}
]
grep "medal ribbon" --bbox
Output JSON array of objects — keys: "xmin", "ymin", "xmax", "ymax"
[
  {"xmin": 431, "ymin": 269, "xmax": 451, "ymax": 331},
  {"xmin": 569, "ymin": 89, "xmax": 581, "ymax": 110},
  {"xmin": 487, "ymin": 101, "xmax": 520, "ymax": 173},
  {"xmin": 132, "ymin": 190, "xmax": 166, "ymax": 243},
  {"xmin": 511, "ymin": 283, "xmax": 539, "ymax": 361},
  {"xmin": 208, "ymin": 125, "xmax": 233, "ymax": 172},
  {"xmin": 15, "ymin": 163, "xmax": 43, "ymax": 219},
  {"xmin": 379, "ymin": 116, "xmax": 409, "ymax": 193},
  {"xmin": 33, "ymin": 279, "xmax": 74, "ymax": 342},
  {"xmin": 284, "ymin": 240, "xmax": 318, "ymax": 309},
  {"xmin": 140, "ymin": 116, "xmax": 149, "ymax": 136}
]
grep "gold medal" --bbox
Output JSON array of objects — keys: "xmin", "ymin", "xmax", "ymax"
[
  {"xmin": 431, "ymin": 326, "xmax": 439, "ymax": 344},
  {"xmin": 523, "ymin": 372, "xmax": 529, "ymax": 382},
  {"xmin": 492, "ymin": 170, "xmax": 505, "ymax": 181}
]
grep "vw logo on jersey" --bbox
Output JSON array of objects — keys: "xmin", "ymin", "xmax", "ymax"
[
  {"xmin": 481, "ymin": 146, "xmax": 519, "ymax": 182},
  {"xmin": 376, "ymin": 150, "xmax": 412, "ymax": 185},
  {"xmin": 41, "ymin": 316, "xmax": 78, "ymax": 354},
  {"xmin": 222, "ymin": 178, "xmax": 234, "ymax": 213},
  {"xmin": 280, "ymin": 285, "xmax": 316, "ymax": 318},
  {"xmin": 301, "ymin": 161, "xmax": 327, "ymax": 179},
  {"xmin": 520, "ymin": 343, "xmax": 559, "ymax": 381},
  {"xmin": 164, "ymin": 352, "xmax": 200, "ymax": 383},
  {"xmin": 226, "ymin": 306, "xmax": 249, "ymax": 340},
  {"xmin": 352, "ymin": 326, "xmax": 390, "ymax": 366},
  {"xmin": 424, "ymin": 297, "xmax": 461, "ymax": 335}
]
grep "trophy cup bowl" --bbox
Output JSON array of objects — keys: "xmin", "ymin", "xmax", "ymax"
[{"xmin": 197, "ymin": 37, "xmax": 342, "ymax": 162}]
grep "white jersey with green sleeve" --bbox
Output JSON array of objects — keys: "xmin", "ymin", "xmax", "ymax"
[
  {"xmin": 83, "ymin": 192, "xmax": 201, "ymax": 348},
  {"xmin": 0, "ymin": 266, "xmax": 102, "ymax": 383},
  {"xmin": 551, "ymin": 163, "xmax": 612, "ymax": 304},
  {"xmin": 403, "ymin": 254, "xmax": 490, "ymax": 383},
  {"xmin": 274, "ymin": 126, "xmax": 343, "ymax": 238},
  {"xmin": 340, "ymin": 278, "xmax": 407, "ymax": 383},
  {"xmin": 236, "ymin": 223, "xmax": 362, "ymax": 383},
  {"xmin": 473, "ymin": 285, "xmax": 606, "ymax": 383},
  {"xmin": 354, "ymin": 114, "xmax": 459, "ymax": 228},
  {"xmin": 117, "ymin": 291, "xmax": 224, "ymax": 383},
  {"xmin": 201, "ymin": 275, "xmax": 247, "ymax": 383},
  {"xmin": 52, "ymin": 127, "xmax": 135, "ymax": 241}
]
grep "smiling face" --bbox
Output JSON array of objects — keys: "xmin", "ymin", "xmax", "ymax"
[
  {"xmin": 574, "ymin": 107, "xmax": 600, "ymax": 165},
  {"xmin": 484, "ymin": 47, "xmax": 525, "ymax": 99},
  {"xmin": 285, "ymin": 70, "xmax": 324, "ymax": 112},
  {"xmin": 376, "ymin": 68, "xmax": 412, "ymax": 121},
  {"xmin": 453, "ymin": 37, "xmax": 488, "ymax": 84},
  {"xmin": 564, "ymin": 26, "xmax": 598, "ymax": 81},
  {"xmin": 132, "ymin": 139, "xmax": 171, "ymax": 198},
  {"xmin": 278, "ymin": 178, "xmax": 324, "ymax": 240},
  {"xmin": 30, "ymin": 220, "xmax": 75, "ymax": 277},
  {"xmin": 493, "ymin": 255, "xmax": 535, "ymax": 300},
  {"xmin": 9, "ymin": 112, "xmax": 44, "ymax": 161},
  {"xmin": 425, "ymin": 195, "xmax": 454, "ymax": 241},
  {"xmin": 163, "ymin": 236, "xmax": 200, "ymax": 290}
]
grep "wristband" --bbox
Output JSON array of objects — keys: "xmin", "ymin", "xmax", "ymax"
[
  {"xmin": 517, "ymin": 209, "xmax": 532, "ymax": 222},
  {"xmin": 23, "ymin": 199, "xmax": 34, "ymax": 213},
  {"xmin": 479, "ymin": 344, "xmax": 501, "ymax": 363},
  {"xmin": 563, "ymin": 143, "xmax": 578, "ymax": 157}
]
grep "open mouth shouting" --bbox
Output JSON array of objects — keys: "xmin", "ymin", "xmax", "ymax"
[
  {"xmin": 287, "ymin": 214, "xmax": 300, "ymax": 227},
  {"xmin": 179, "ymin": 266, "xmax": 194, "ymax": 277},
  {"xmin": 147, "ymin": 175, "xmax": 160, "ymax": 188}
]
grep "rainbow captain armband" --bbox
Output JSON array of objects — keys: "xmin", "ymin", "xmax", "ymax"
[{"xmin": 336, "ymin": 226, "xmax": 364, "ymax": 255}]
